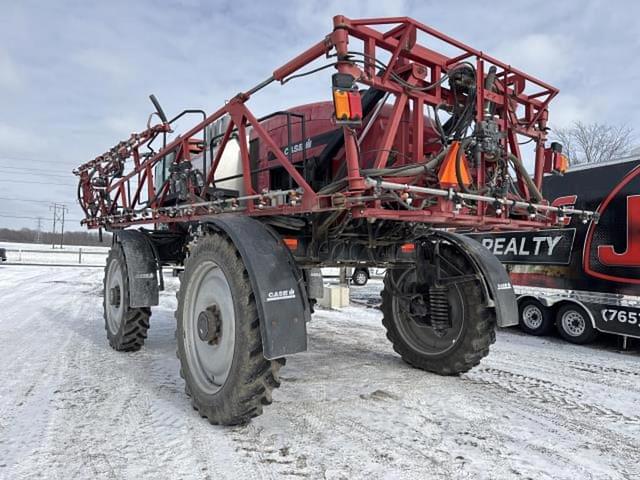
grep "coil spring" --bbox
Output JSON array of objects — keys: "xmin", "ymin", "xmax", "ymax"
[{"xmin": 429, "ymin": 285, "xmax": 450, "ymax": 334}]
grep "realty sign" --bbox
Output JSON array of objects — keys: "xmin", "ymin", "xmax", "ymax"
[{"xmin": 467, "ymin": 228, "xmax": 576, "ymax": 265}]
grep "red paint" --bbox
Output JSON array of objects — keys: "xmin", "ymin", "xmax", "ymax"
[
  {"xmin": 584, "ymin": 164, "xmax": 640, "ymax": 283},
  {"xmin": 598, "ymin": 195, "xmax": 640, "ymax": 266}
]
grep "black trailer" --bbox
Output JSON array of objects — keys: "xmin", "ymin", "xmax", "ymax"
[{"xmin": 469, "ymin": 156, "xmax": 640, "ymax": 347}]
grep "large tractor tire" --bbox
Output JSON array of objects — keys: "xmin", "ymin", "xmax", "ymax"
[
  {"xmin": 103, "ymin": 244, "xmax": 151, "ymax": 351},
  {"xmin": 176, "ymin": 233, "xmax": 284, "ymax": 425},
  {"xmin": 381, "ymin": 244, "xmax": 496, "ymax": 375}
]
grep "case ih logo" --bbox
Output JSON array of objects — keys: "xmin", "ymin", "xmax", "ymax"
[
  {"xmin": 266, "ymin": 289, "xmax": 296, "ymax": 302},
  {"xmin": 584, "ymin": 164, "xmax": 640, "ymax": 284}
]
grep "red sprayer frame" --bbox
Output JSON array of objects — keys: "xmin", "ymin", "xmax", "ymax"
[{"xmin": 74, "ymin": 15, "xmax": 596, "ymax": 230}]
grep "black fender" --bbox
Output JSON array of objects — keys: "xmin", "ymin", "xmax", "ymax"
[
  {"xmin": 204, "ymin": 215, "xmax": 309, "ymax": 359},
  {"xmin": 432, "ymin": 230, "xmax": 518, "ymax": 328},
  {"xmin": 114, "ymin": 230, "xmax": 160, "ymax": 308}
]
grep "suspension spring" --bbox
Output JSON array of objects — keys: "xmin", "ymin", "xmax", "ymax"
[{"xmin": 429, "ymin": 285, "xmax": 450, "ymax": 335}]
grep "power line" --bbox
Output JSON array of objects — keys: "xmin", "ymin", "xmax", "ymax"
[
  {"xmin": 0, "ymin": 165, "xmax": 73, "ymax": 175},
  {"xmin": 0, "ymin": 197, "xmax": 72, "ymax": 205},
  {"xmin": 0, "ymin": 155, "xmax": 79, "ymax": 167},
  {"xmin": 0, "ymin": 169, "xmax": 74, "ymax": 179},
  {"xmin": 0, "ymin": 213, "xmax": 83, "ymax": 222},
  {"xmin": 0, "ymin": 179, "xmax": 76, "ymax": 187}
]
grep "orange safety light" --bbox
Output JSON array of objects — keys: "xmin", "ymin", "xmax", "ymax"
[
  {"xmin": 544, "ymin": 142, "xmax": 569, "ymax": 175},
  {"xmin": 557, "ymin": 153, "xmax": 569, "ymax": 174},
  {"xmin": 332, "ymin": 73, "xmax": 362, "ymax": 126},
  {"xmin": 400, "ymin": 243, "xmax": 415, "ymax": 253},
  {"xmin": 283, "ymin": 237, "xmax": 299, "ymax": 250},
  {"xmin": 333, "ymin": 90, "xmax": 351, "ymax": 121},
  {"xmin": 438, "ymin": 141, "xmax": 471, "ymax": 188}
]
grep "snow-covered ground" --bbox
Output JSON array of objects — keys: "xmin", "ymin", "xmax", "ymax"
[{"xmin": 0, "ymin": 266, "xmax": 639, "ymax": 479}]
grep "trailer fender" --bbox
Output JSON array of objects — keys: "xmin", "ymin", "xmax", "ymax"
[
  {"xmin": 114, "ymin": 230, "xmax": 160, "ymax": 308},
  {"xmin": 432, "ymin": 231, "xmax": 518, "ymax": 328},
  {"xmin": 203, "ymin": 215, "xmax": 309, "ymax": 359}
]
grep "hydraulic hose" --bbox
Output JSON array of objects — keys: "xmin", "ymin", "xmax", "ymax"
[{"xmin": 508, "ymin": 153, "xmax": 543, "ymax": 202}]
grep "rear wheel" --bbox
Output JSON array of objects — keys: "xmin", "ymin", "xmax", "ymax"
[
  {"xmin": 381, "ymin": 244, "xmax": 496, "ymax": 375},
  {"xmin": 103, "ymin": 244, "xmax": 151, "ymax": 351},
  {"xmin": 519, "ymin": 298, "xmax": 553, "ymax": 335},
  {"xmin": 176, "ymin": 233, "xmax": 283, "ymax": 425},
  {"xmin": 556, "ymin": 303, "xmax": 598, "ymax": 344}
]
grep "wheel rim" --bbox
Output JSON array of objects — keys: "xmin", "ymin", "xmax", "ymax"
[
  {"xmin": 105, "ymin": 257, "xmax": 124, "ymax": 334},
  {"xmin": 354, "ymin": 271, "xmax": 367, "ymax": 285},
  {"xmin": 522, "ymin": 304, "xmax": 543, "ymax": 330},
  {"xmin": 183, "ymin": 260, "xmax": 235, "ymax": 395},
  {"xmin": 391, "ymin": 269, "xmax": 465, "ymax": 356},
  {"xmin": 561, "ymin": 310, "xmax": 586, "ymax": 337}
]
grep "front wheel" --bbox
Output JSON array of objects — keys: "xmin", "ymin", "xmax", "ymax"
[
  {"xmin": 381, "ymin": 245, "xmax": 496, "ymax": 375},
  {"xmin": 176, "ymin": 233, "xmax": 284, "ymax": 425}
]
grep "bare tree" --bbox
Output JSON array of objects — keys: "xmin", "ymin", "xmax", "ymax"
[{"xmin": 551, "ymin": 121, "xmax": 634, "ymax": 165}]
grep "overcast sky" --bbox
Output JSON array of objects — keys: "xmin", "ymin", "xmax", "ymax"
[{"xmin": 0, "ymin": 0, "xmax": 638, "ymax": 230}]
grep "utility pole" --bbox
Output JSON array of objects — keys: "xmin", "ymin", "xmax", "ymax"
[
  {"xmin": 50, "ymin": 203, "xmax": 67, "ymax": 249},
  {"xmin": 60, "ymin": 205, "xmax": 67, "ymax": 248},
  {"xmin": 35, "ymin": 217, "xmax": 43, "ymax": 243}
]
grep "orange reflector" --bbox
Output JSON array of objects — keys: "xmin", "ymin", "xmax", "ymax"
[
  {"xmin": 438, "ymin": 141, "xmax": 471, "ymax": 188},
  {"xmin": 283, "ymin": 238, "xmax": 298, "ymax": 250},
  {"xmin": 400, "ymin": 243, "xmax": 415, "ymax": 253},
  {"xmin": 333, "ymin": 90, "xmax": 350, "ymax": 121},
  {"xmin": 557, "ymin": 153, "xmax": 569, "ymax": 174}
]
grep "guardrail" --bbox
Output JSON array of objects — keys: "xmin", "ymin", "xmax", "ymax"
[{"xmin": 2, "ymin": 247, "xmax": 108, "ymax": 266}]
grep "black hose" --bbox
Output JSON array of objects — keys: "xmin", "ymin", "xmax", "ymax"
[{"xmin": 508, "ymin": 153, "xmax": 543, "ymax": 202}]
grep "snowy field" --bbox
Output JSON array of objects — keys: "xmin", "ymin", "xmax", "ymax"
[{"xmin": 0, "ymin": 266, "xmax": 639, "ymax": 479}]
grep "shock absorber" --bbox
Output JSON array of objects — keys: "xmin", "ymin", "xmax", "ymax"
[{"xmin": 429, "ymin": 285, "xmax": 450, "ymax": 336}]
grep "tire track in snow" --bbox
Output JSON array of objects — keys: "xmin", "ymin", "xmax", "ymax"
[{"xmin": 464, "ymin": 367, "xmax": 640, "ymax": 426}]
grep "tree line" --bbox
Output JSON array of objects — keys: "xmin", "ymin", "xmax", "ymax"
[
  {"xmin": 552, "ymin": 121, "xmax": 635, "ymax": 165},
  {"xmin": 0, "ymin": 228, "xmax": 112, "ymax": 246}
]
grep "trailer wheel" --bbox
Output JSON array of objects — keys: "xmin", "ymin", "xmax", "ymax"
[
  {"xmin": 352, "ymin": 268, "xmax": 369, "ymax": 286},
  {"xmin": 556, "ymin": 303, "xmax": 598, "ymax": 345},
  {"xmin": 381, "ymin": 245, "xmax": 496, "ymax": 375},
  {"xmin": 176, "ymin": 233, "xmax": 283, "ymax": 425},
  {"xmin": 103, "ymin": 244, "xmax": 151, "ymax": 351},
  {"xmin": 518, "ymin": 298, "xmax": 553, "ymax": 336}
]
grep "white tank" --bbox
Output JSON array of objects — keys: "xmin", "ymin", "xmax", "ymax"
[{"xmin": 205, "ymin": 115, "xmax": 247, "ymax": 196}]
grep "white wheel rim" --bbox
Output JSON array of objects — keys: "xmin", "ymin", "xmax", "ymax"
[
  {"xmin": 561, "ymin": 310, "xmax": 586, "ymax": 337},
  {"xmin": 105, "ymin": 258, "xmax": 124, "ymax": 334},
  {"xmin": 522, "ymin": 304, "xmax": 543, "ymax": 330},
  {"xmin": 355, "ymin": 271, "xmax": 367, "ymax": 284},
  {"xmin": 183, "ymin": 260, "xmax": 235, "ymax": 395}
]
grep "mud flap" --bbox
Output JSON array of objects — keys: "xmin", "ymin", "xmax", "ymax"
[
  {"xmin": 114, "ymin": 230, "xmax": 160, "ymax": 308},
  {"xmin": 432, "ymin": 231, "xmax": 518, "ymax": 327},
  {"xmin": 204, "ymin": 215, "xmax": 309, "ymax": 359}
]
